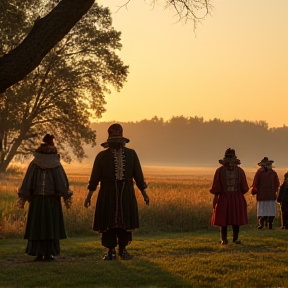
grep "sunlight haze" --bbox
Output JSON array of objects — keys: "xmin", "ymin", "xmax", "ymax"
[{"xmin": 96, "ymin": 0, "xmax": 288, "ymax": 128}]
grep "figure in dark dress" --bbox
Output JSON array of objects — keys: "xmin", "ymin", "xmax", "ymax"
[{"xmin": 18, "ymin": 134, "xmax": 72, "ymax": 261}]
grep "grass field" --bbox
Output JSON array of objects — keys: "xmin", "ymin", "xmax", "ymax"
[{"xmin": 0, "ymin": 165, "xmax": 287, "ymax": 287}]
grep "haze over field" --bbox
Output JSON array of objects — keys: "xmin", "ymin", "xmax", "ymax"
[{"xmin": 78, "ymin": 120, "xmax": 288, "ymax": 170}]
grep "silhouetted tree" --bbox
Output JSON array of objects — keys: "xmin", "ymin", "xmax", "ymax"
[
  {"xmin": 0, "ymin": 1, "xmax": 128, "ymax": 172},
  {"xmin": 0, "ymin": 0, "xmax": 211, "ymax": 93}
]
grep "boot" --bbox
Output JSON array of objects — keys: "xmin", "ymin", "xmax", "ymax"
[
  {"xmin": 268, "ymin": 216, "xmax": 274, "ymax": 230},
  {"xmin": 44, "ymin": 254, "xmax": 55, "ymax": 261},
  {"xmin": 119, "ymin": 246, "xmax": 133, "ymax": 260},
  {"xmin": 232, "ymin": 225, "xmax": 241, "ymax": 244},
  {"xmin": 220, "ymin": 226, "xmax": 228, "ymax": 245},
  {"xmin": 264, "ymin": 216, "xmax": 268, "ymax": 228},
  {"xmin": 103, "ymin": 248, "xmax": 116, "ymax": 260},
  {"xmin": 34, "ymin": 255, "xmax": 44, "ymax": 261},
  {"xmin": 257, "ymin": 217, "xmax": 264, "ymax": 229}
]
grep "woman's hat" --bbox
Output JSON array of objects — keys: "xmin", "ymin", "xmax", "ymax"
[
  {"xmin": 101, "ymin": 123, "xmax": 130, "ymax": 148},
  {"xmin": 219, "ymin": 148, "xmax": 241, "ymax": 165},
  {"xmin": 42, "ymin": 134, "xmax": 55, "ymax": 145},
  {"xmin": 258, "ymin": 157, "xmax": 274, "ymax": 167}
]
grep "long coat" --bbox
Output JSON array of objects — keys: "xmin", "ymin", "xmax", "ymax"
[
  {"xmin": 87, "ymin": 147, "xmax": 147, "ymax": 233},
  {"xmin": 210, "ymin": 165, "xmax": 249, "ymax": 226},
  {"xmin": 277, "ymin": 182, "xmax": 288, "ymax": 208},
  {"xmin": 251, "ymin": 168, "xmax": 279, "ymax": 201}
]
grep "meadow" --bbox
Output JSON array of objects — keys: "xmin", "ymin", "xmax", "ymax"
[{"xmin": 1, "ymin": 164, "xmax": 288, "ymax": 288}]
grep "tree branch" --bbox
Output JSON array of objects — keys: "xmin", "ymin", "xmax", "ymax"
[{"xmin": 0, "ymin": 0, "xmax": 95, "ymax": 94}]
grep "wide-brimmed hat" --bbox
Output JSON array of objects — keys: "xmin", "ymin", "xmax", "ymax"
[
  {"xmin": 219, "ymin": 148, "xmax": 241, "ymax": 165},
  {"xmin": 258, "ymin": 157, "xmax": 274, "ymax": 167},
  {"xmin": 101, "ymin": 123, "xmax": 130, "ymax": 148}
]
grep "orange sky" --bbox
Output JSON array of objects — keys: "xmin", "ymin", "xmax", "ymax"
[{"xmin": 97, "ymin": 0, "xmax": 288, "ymax": 128}]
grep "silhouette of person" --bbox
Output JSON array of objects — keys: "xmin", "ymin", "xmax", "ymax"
[
  {"xmin": 277, "ymin": 172, "xmax": 288, "ymax": 229},
  {"xmin": 84, "ymin": 123, "xmax": 149, "ymax": 260},
  {"xmin": 17, "ymin": 134, "xmax": 72, "ymax": 261},
  {"xmin": 210, "ymin": 148, "xmax": 249, "ymax": 245},
  {"xmin": 251, "ymin": 157, "xmax": 280, "ymax": 229}
]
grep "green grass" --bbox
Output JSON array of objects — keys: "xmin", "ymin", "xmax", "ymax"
[
  {"xmin": 1, "ymin": 167, "xmax": 287, "ymax": 287},
  {"xmin": 1, "ymin": 228, "xmax": 288, "ymax": 288}
]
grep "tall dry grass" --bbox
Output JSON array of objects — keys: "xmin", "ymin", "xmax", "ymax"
[{"xmin": 0, "ymin": 165, "xmax": 283, "ymax": 238}]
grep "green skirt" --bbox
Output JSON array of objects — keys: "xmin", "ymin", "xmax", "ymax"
[{"xmin": 24, "ymin": 195, "xmax": 67, "ymax": 256}]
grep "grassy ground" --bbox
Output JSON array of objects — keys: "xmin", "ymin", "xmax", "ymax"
[
  {"xmin": 1, "ymin": 228, "xmax": 288, "ymax": 288},
  {"xmin": 1, "ymin": 165, "xmax": 287, "ymax": 287}
]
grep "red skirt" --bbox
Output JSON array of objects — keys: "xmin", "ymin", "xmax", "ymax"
[{"xmin": 211, "ymin": 191, "xmax": 248, "ymax": 226}]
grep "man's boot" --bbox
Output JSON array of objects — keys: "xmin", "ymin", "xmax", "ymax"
[
  {"xmin": 103, "ymin": 248, "xmax": 116, "ymax": 260},
  {"xmin": 232, "ymin": 225, "xmax": 241, "ymax": 244},
  {"xmin": 119, "ymin": 246, "xmax": 133, "ymax": 260},
  {"xmin": 268, "ymin": 216, "xmax": 275, "ymax": 230},
  {"xmin": 220, "ymin": 226, "xmax": 228, "ymax": 245}
]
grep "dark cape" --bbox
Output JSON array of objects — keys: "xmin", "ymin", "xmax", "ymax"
[
  {"xmin": 88, "ymin": 147, "xmax": 147, "ymax": 233},
  {"xmin": 18, "ymin": 151, "xmax": 70, "ymax": 256},
  {"xmin": 277, "ymin": 182, "xmax": 288, "ymax": 207}
]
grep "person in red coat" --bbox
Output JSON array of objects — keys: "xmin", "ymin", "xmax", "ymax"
[
  {"xmin": 251, "ymin": 157, "xmax": 280, "ymax": 229},
  {"xmin": 210, "ymin": 148, "xmax": 249, "ymax": 245}
]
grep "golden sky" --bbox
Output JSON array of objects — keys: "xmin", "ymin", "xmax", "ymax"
[{"xmin": 97, "ymin": 0, "xmax": 288, "ymax": 128}]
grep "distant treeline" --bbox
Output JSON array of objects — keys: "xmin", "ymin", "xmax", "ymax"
[{"xmin": 85, "ymin": 116, "xmax": 288, "ymax": 168}]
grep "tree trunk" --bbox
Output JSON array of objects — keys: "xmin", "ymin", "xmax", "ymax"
[
  {"xmin": 0, "ymin": 134, "xmax": 26, "ymax": 173},
  {"xmin": 0, "ymin": 0, "xmax": 95, "ymax": 94}
]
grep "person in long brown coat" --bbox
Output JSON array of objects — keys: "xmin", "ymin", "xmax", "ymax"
[
  {"xmin": 84, "ymin": 123, "xmax": 149, "ymax": 260},
  {"xmin": 210, "ymin": 148, "xmax": 249, "ymax": 245}
]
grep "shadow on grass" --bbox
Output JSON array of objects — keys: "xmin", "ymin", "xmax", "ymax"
[{"xmin": 0, "ymin": 238, "xmax": 193, "ymax": 288}]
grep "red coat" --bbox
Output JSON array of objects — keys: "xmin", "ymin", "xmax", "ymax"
[
  {"xmin": 251, "ymin": 168, "xmax": 280, "ymax": 201},
  {"xmin": 210, "ymin": 166, "xmax": 249, "ymax": 226}
]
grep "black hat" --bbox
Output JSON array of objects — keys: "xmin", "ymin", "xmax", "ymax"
[
  {"xmin": 258, "ymin": 157, "xmax": 274, "ymax": 167},
  {"xmin": 101, "ymin": 123, "xmax": 130, "ymax": 148},
  {"xmin": 219, "ymin": 148, "xmax": 241, "ymax": 165},
  {"xmin": 42, "ymin": 134, "xmax": 55, "ymax": 145}
]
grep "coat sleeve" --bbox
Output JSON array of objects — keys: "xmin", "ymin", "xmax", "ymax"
[
  {"xmin": 132, "ymin": 149, "xmax": 147, "ymax": 191},
  {"xmin": 51, "ymin": 165, "xmax": 70, "ymax": 199},
  {"xmin": 17, "ymin": 162, "xmax": 37, "ymax": 201},
  {"xmin": 251, "ymin": 169, "xmax": 262, "ymax": 192},
  {"xmin": 274, "ymin": 172, "xmax": 280, "ymax": 192},
  {"xmin": 239, "ymin": 168, "xmax": 249, "ymax": 194},
  {"xmin": 87, "ymin": 152, "xmax": 103, "ymax": 191},
  {"xmin": 210, "ymin": 168, "xmax": 222, "ymax": 195},
  {"xmin": 277, "ymin": 183, "xmax": 286, "ymax": 203}
]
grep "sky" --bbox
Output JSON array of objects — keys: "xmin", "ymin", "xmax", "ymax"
[{"xmin": 97, "ymin": 0, "xmax": 288, "ymax": 128}]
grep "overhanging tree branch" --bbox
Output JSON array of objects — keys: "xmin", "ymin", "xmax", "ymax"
[{"xmin": 0, "ymin": 0, "xmax": 95, "ymax": 93}]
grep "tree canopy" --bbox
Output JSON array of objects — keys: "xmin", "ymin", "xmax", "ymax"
[
  {"xmin": 0, "ymin": 1, "xmax": 128, "ymax": 172},
  {"xmin": 0, "ymin": 0, "xmax": 211, "ymax": 93}
]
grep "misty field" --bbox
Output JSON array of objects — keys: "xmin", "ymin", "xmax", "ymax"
[{"xmin": 1, "ymin": 165, "xmax": 288, "ymax": 288}]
